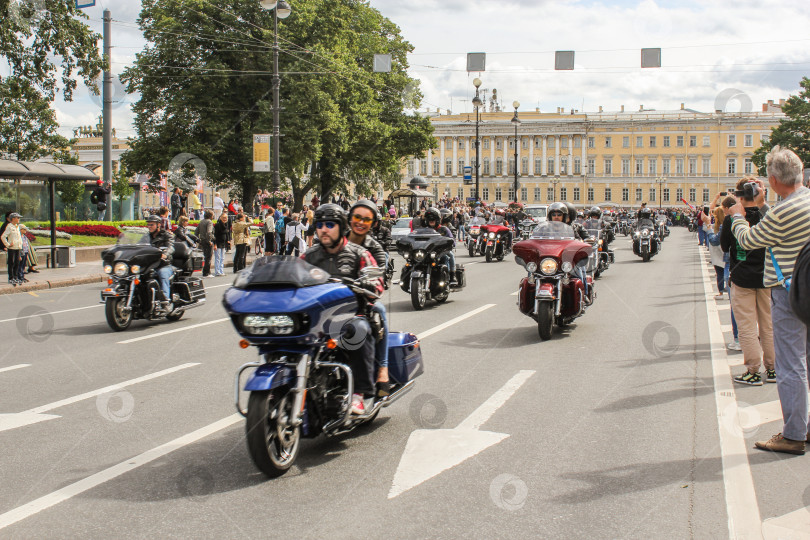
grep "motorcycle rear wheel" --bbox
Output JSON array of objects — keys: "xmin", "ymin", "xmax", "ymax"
[
  {"xmin": 537, "ymin": 302, "xmax": 554, "ymax": 340},
  {"xmin": 411, "ymin": 278, "xmax": 426, "ymax": 310},
  {"xmin": 105, "ymin": 297, "xmax": 132, "ymax": 331},
  {"xmin": 246, "ymin": 389, "xmax": 301, "ymax": 478}
]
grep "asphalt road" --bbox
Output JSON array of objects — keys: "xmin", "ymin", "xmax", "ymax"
[{"xmin": 0, "ymin": 228, "xmax": 805, "ymax": 539}]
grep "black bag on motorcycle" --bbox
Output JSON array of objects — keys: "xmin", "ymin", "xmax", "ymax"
[{"xmin": 453, "ymin": 265, "xmax": 466, "ymax": 288}]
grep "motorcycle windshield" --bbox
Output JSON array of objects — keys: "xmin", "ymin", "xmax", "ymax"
[
  {"xmin": 233, "ymin": 256, "xmax": 331, "ymax": 289},
  {"xmin": 530, "ymin": 222, "xmax": 576, "ymax": 240},
  {"xmin": 397, "ymin": 230, "xmax": 455, "ymax": 253},
  {"xmin": 116, "ymin": 230, "xmax": 151, "ymax": 246}
]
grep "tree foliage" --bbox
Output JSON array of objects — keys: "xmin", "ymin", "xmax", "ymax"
[
  {"xmin": 52, "ymin": 143, "xmax": 85, "ymax": 220},
  {"xmin": 120, "ymin": 0, "xmax": 434, "ymax": 210},
  {"xmin": 0, "ymin": 0, "xmax": 104, "ymax": 160},
  {"xmin": 752, "ymin": 77, "xmax": 810, "ymax": 176}
]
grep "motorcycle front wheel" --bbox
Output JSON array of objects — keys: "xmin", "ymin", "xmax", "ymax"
[
  {"xmin": 246, "ymin": 389, "xmax": 301, "ymax": 478},
  {"xmin": 411, "ymin": 277, "xmax": 426, "ymax": 310},
  {"xmin": 105, "ymin": 297, "xmax": 132, "ymax": 331},
  {"xmin": 468, "ymin": 244, "xmax": 475, "ymax": 257},
  {"xmin": 537, "ymin": 302, "xmax": 554, "ymax": 340},
  {"xmin": 485, "ymin": 246, "xmax": 493, "ymax": 263}
]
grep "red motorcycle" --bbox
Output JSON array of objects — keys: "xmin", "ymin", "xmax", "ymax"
[
  {"xmin": 513, "ymin": 221, "xmax": 594, "ymax": 340},
  {"xmin": 480, "ymin": 223, "xmax": 512, "ymax": 262}
]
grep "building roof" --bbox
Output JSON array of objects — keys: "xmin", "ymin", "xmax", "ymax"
[{"xmin": 0, "ymin": 159, "xmax": 99, "ymax": 181}]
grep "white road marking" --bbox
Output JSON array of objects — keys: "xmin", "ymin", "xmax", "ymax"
[
  {"xmin": 0, "ymin": 414, "xmax": 242, "ymax": 531},
  {"xmin": 204, "ymin": 283, "xmax": 232, "ymax": 289},
  {"xmin": 0, "ymin": 305, "xmax": 101, "ymax": 324},
  {"xmin": 389, "ymin": 370, "xmax": 535, "ymax": 499},
  {"xmin": 700, "ymin": 245, "xmax": 763, "ymax": 540},
  {"xmin": 117, "ymin": 318, "xmax": 230, "ymax": 344},
  {"xmin": 762, "ymin": 508, "xmax": 810, "ymax": 539},
  {"xmin": 417, "ymin": 304, "xmax": 495, "ymax": 340},
  {"xmin": 0, "ymin": 364, "xmax": 30, "ymax": 374},
  {"xmin": 509, "ymin": 290, "xmax": 519, "ymax": 296},
  {"xmin": 0, "ymin": 363, "xmax": 200, "ymax": 433}
]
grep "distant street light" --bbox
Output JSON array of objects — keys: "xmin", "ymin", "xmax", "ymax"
[
  {"xmin": 511, "ymin": 100, "xmax": 520, "ymax": 203},
  {"xmin": 472, "ymin": 78, "xmax": 483, "ymax": 203}
]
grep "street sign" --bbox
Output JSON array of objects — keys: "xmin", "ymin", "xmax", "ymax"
[
  {"xmin": 253, "ymin": 134, "xmax": 270, "ymax": 172},
  {"xmin": 463, "ymin": 166, "xmax": 472, "ymax": 184},
  {"xmin": 373, "ymin": 54, "xmax": 392, "ymax": 73},
  {"xmin": 76, "ymin": 1, "xmax": 96, "ymax": 8},
  {"xmin": 641, "ymin": 48, "xmax": 661, "ymax": 68},
  {"xmin": 555, "ymin": 51, "xmax": 575, "ymax": 70},
  {"xmin": 467, "ymin": 53, "xmax": 486, "ymax": 72}
]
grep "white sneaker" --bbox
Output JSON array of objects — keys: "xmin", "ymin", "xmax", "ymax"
[
  {"xmin": 350, "ymin": 393, "xmax": 365, "ymax": 415},
  {"xmin": 727, "ymin": 339, "xmax": 742, "ymax": 351}
]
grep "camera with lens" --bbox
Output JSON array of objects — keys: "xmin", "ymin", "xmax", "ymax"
[{"xmin": 735, "ymin": 182, "xmax": 760, "ymax": 199}]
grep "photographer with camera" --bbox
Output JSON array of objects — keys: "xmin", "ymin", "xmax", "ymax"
[
  {"xmin": 90, "ymin": 180, "xmax": 111, "ymax": 221},
  {"xmin": 729, "ymin": 146, "xmax": 810, "ymax": 455}
]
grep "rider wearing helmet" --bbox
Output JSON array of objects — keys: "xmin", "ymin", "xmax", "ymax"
[
  {"xmin": 144, "ymin": 215, "xmax": 175, "ymax": 308},
  {"xmin": 637, "ymin": 207, "xmax": 655, "ymax": 228},
  {"xmin": 304, "ymin": 203, "xmax": 382, "ymax": 414},
  {"xmin": 547, "ymin": 203, "xmax": 592, "ymax": 300},
  {"xmin": 424, "ymin": 207, "xmax": 458, "ymax": 284},
  {"xmin": 489, "ymin": 209, "xmax": 513, "ymax": 248}
]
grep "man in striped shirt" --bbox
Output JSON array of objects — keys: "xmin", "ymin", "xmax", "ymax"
[{"xmin": 730, "ymin": 145, "xmax": 810, "ymax": 455}]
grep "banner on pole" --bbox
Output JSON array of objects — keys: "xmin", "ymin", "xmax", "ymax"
[{"xmin": 253, "ymin": 134, "xmax": 271, "ymax": 172}]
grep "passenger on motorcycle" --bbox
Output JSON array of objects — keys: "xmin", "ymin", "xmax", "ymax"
[
  {"xmin": 347, "ymin": 199, "xmax": 390, "ymax": 388},
  {"xmin": 144, "ymin": 215, "xmax": 175, "ymax": 307},
  {"xmin": 303, "ymin": 203, "xmax": 383, "ymax": 414},
  {"xmin": 424, "ymin": 207, "xmax": 458, "ymax": 284},
  {"xmin": 548, "ymin": 203, "xmax": 592, "ymax": 300},
  {"xmin": 489, "ymin": 209, "xmax": 513, "ymax": 248}
]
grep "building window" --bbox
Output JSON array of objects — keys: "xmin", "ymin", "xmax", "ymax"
[
  {"xmin": 561, "ymin": 138, "xmax": 568, "ymax": 149},
  {"xmin": 458, "ymin": 140, "xmax": 465, "ymax": 150},
  {"xmin": 605, "ymin": 136, "xmax": 612, "ymax": 148},
  {"xmin": 496, "ymin": 139, "xmax": 502, "ymax": 150},
  {"xmin": 560, "ymin": 187, "xmax": 567, "ymax": 201},
  {"xmin": 676, "ymin": 158, "xmax": 684, "ymax": 175},
  {"xmin": 703, "ymin": 136, "xmax": 710, "ymax": 147},
  {"xmin": 444, "ymin": 139, "xmax": 452, "ymax": 149},
  {"xmin": 728, "ymin": 134, "xmax": 736, "ymax": 147},
  {"xmin": 622, "ymin": 159, "xmax": 630, "ymax": 175},
  {"xmin": 604, "ymin": 158, "xmax": 612, "ymax": 176},
  {"xmin": 458, "ymin": 187, "xmax": 464, "ymax": 200},
  {"xmin": 676, "ymin": 136, "xmax": 684, "ymax": 147},
  {"xmin": 604, "ymin": 187, "xmax": 612, "ymax": 201},
  {"xmin": 622, "ymin": 187, "xmax": 629, "ymax": 202},
  {"xmin": 588, "ymin": 137, "xmax": 595, "ymax": 149},
  {"xmin": 662, "ymin": 159, "xmax": 670, "ymax": 175},
  {"xmin": 587, "ymin": 159, "xmax": 595, "ymax": 175},
  {"xmin": 622, "ymin": 136, "xmax": 630, "ymax": 148},
  {"xmin": 548, "ymin": 137, "xmax": 556, "ymax": 149},
  {"xmin": 520, "ymin": 187, "xmax": 528, "ymax": 201},
  {"xmin": 649, "ymin": 160, "xmax": 657, "ymax": 175},
  {"xmin": 727, "ymin": 158, "xmax": 736, "ymax": 175},
  {"xmin": 649, "ymin": 136, "xmax": 657, "ymax": 148},
  {"xmin": 574, "ymin": 157, "xmax": 581, "ymax": 175},
  {"xmin": 761, "ymin": 135, "xmax": 769, "ymax": 144},
  {"xmin": 636, "ymin": 136, "xmax": 643, "ymax": 148},
  {"xmin": 587, "ymin": 187, "xmax": 594, "ymax": 201},
  {"xmin": 703, "ymin": 188, "xmax": 710, "ymax": 202},
  {"xmin": 744, "ymin": 158, "xmax": 753, "ymax": 174},
  {"xmin": 445, "ymin": 159, "xmax": 452, "ymax": 175},
  {"xmin": 573, "ymin": 187, "xmax": 580, "ymax": 201},
  {"xmin": 535, "ymin": 158, "xmax": 542, "ymax": 175},
  {"xmin": 522, "ymin": 138, "xmax": 529, "ymax": 150},
  {"xmin": 744, "ymin": 134, "xmax": 753, "ymax": 147},
  {"xmin": 521, "ymin": 157, "xmax": 529, "ymax": 175},
  {"xmin": 663, "ymin": 136, "xmax": 671, "ymax": 147},
  {"xmin": 636, "ymin": 187, "xmax": 643, "ymax": 201},
  {"xmin": 676, "ymin": 187, "xmax": 683, "ymax": 201},
  {"xmin": 635, "ymin": 158, "xmax": 643, "ymax": 175},
  {"xmin": 483, "ymin": 158, "xmax": 490, "ymax": 175},
  {"xmin": 689, "ymin": 136, "xmax": 697, "ymax": 147},
  {"xmin": 507, "ymin": 187, "xmax": 515, "ymax": 201},
  {"xmin": 547, "ymin": 187, "xmax": 555, "ymax": 200},
  {"xmin": 702, "ymin": 158, "xmax": 711, "ymax": 175},
  {"xmin": 508, "ymin": 139, "xmax": 515, "ymax": 150},
  {"xmin": 688, "ymin": 158, "xmax": 697, "ymax": 176},
  {"xmin": 482, "ymin": 187, "xmax": 489, "ymax": 201},
  {"xmin": 407, "ymin": 161, "xmax": 414, "ymax": 177},
  {"xmin": 663, "ymin": 188, "xmax": 670, "ymax": 202},
  {"xmin": 560, "ymin": 156, "xmax": 568, "ymax": 175},
  {"xmin": 535, "ymin": 137, "xmax": 542, "ymax": 149},
  {"xmin": 458, "ymin": 159, "xmax": 464, "ymax": 175},
  {"xmin": 574, "ymin": 137, "xmax": 581, "ymax": 148},
  {"xmin": 508, "ymin": 159, "xmax": 515, "ymax": 175},
  {"xmin": 534, "ymin": 187, "xmax": 541, "ymax": 201},
  {"xmin": 433, "ymin": 159, "xmax": 440, "ymax": 175},
  {"xmin": 483, "ymin": 139, "xmax": 490, "ymax": 150},
  {"xmin": 496, "ymin": 158, "xmax": 503, "ymax": 175},
  {"xmin": 419, "ymin": 160, "xmax": 427, "ymax": 175},
  {"xmin": 548, "ymin": 158, "xmax": 555, "ymax": 175},
  {"xmin": 650, "ymin": 187, "xmax": 656, "ymax": 202},
  {"xmin": 689, "ymin": 188, "xmax": 696, "ymax": 202}
]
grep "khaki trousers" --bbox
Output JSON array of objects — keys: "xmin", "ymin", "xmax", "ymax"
[{"xmin": 730, "ymin": 283, "xmax": 775, "ymax": 373}]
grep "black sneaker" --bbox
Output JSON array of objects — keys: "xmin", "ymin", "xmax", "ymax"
[
  {"xmin": 765, "ymin": 369, "xmax": 776, "ymax": 383},
  {"xmin": 734, "ymin": 371, "xmax": 763, "ymax": 386}
]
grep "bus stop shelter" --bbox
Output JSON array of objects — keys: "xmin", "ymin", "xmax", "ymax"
[
  {"xmin": 389, "ymin": 176, "xmax": 435, "ymax": 217},
  {"xmin": 0, "ymin": 159, "xmax": 99, "ymax": 265}
]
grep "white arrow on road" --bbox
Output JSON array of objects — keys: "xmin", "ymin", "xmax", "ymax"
[{"xmin": 388, "ymin": 369, "xmax": 535, "ymax": 499}]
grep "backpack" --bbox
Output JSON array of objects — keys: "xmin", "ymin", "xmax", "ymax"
[
  {"xmin": 275, "ymin": 216, "xmax": 286, "ymax": 235},
  {"xmin": 90, "ymin": 191, "xmax": 98, "ymax": 204},
  {"xmin": 789, "ymin": 240, "xmax": 810, "ymax": 325}
]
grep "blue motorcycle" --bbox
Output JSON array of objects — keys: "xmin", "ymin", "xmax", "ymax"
[{"xmin": 223, "ymin": 256, "xmax": 423, "ymax": 477}]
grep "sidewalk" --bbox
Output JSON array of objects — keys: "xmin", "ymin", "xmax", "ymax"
[{"xmin": 0, "ymin": 250, "xmax": 259, "ymax": 295}]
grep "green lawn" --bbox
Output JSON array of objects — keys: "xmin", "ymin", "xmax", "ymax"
[{"xmin": 30, "ymin": 234, "xmax": 116, "ymax": 247}]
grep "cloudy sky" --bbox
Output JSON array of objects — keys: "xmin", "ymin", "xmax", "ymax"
[{"xmin": 54, "ymin": 0, "xmax": 810, "ymax": 138}]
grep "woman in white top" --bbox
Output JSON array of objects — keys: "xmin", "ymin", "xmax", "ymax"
[
  {"xmin": 284, "ymin": 213, "xmax": 307, "ymax": 256},
  {"xmin": 212, "ymin": 192, "xmax": 225, "ymax": 220}
]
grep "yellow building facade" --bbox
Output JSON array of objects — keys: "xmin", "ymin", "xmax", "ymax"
[{"xmin": 407, "ymin": 104, "xmax": 784, "ymax": 209}]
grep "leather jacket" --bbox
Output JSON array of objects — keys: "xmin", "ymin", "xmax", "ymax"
[{"xmin": 148, "ymin": 229, "xmax": 174, "ymax": 266}]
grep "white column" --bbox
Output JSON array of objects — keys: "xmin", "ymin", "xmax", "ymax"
[
  {"xmin": 528, "ymin": 136, "xmax": 534, "ymax": 176},
  {"xmin": 555, "ymin": 136, "xmax": 561, "ymax": 176},
  {"xmin": 542, "ymin": 136, "xmax": 547, "ymax": 175},
  {"xmin": 426, "ymin": 148, "xmax": 432, "ymax": 177},
  {"xmin": 581, "ymin": 135, "xmax": 587, "ymax": 177},
  {"xmin": 465, "ymin": 137, "xmax": 470, "ymax": 167},
  {"xmin": 568, "ymin": 135, "xmax": 573, "ymax": 175},
  {"xmin": 515, "ymin": 136, "xmax": 521, "ymax": 177},
  {"xmin": 439, "ymin": 137, "xmax": 445, "ymax": 177},
  {"xmin": 502, "ymin": 135, "xmax": 508, "ymax": 176},
  {"xmin": 452, "ymin": 136, "xmax": 458, "ymax": 177},
  {"xmin": 489, "ymin": 136, "xmax": 495, "ymax": 177}
]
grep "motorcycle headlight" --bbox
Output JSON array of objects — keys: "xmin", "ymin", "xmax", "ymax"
[
  {"xmin": 414, "ymin": 250, "xmax": 426, "ymax": 262},
  {"xmin": 642, "ymin": 230, "xmax": 649, "ymax": 237},
  {"xmin": 634, "ymin": 232, "xmax": 640, "ymax": 238},
  {"xmin": 113, "ymin": 262, "xmax": 128, "ymax": 277},
  {"xmin": 540, "ymin": 258, "xmax": 558, "ymax": 275},
  {"xmin": 526, "ymin": 262, "xmax": 537, "ymax": 273},
  {"xmin": 562, "ymin": 261, "xmax": 573, "ymax": 273},
  {"xmin": 430, "ymin": 252, "xmax": 436, "ymax": 259},
  {"xmin": 104, "ymin": 264, "xmax": 113, "ymax": 274},
  {"xmin": 598, "ymin": 239, "xmax": 603, "ymax": 245},
  {"xmin": 130, "ymin": 265, "xmax": 141, "ymax": 274},
  {"xmin": 489, "ymin": 232, "xmax": 495, "ymax": 239},
  {"xmin": 241, "ymin": 314, "xmax": 296, "ymax": 336}
]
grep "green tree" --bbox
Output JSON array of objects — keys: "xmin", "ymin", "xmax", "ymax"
[
  {"xmin": 120, "ymin": 0, "xmax": 434, "ymax": 211},
  {"xmin": 112, "ymin": 164, "xmax": 134, "ymax": 220},
  {"xmin": 0, "ymin": 0, "xmax": 104, "ymax": 160},
  {"xmin": 52, "ymin": 143, "xmax": 85, "ymax": 220},
  {"xmin": 752, "ymin": 77, "xmax": 810, "ymax": 176}
]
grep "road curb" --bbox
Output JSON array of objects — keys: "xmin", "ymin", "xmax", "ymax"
[{"xmin": 0, "ymin": 274, "xmax": 107, "ymax": 295}]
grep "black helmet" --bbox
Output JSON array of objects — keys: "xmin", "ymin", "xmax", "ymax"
[
  {"xmin": 563, "ymin": 202, "xmax": 577, "ymax": 224},
  {"xmin": 439, "ymin": 208, "xmax": 452, "ymax": 225},
  {"xmin": 424, "ymin": 207, "xmax": 441, "ymax": 226},
  {"xmin": 314, "ymin": 203, "xmax": 348, "ymax": 235},
  {"xmin": 589, "ymin": 206, "xmax": 602, "ymax": 218},
  {"xmin": 349, "ymin": 199, "xmax": 379, "ymax": 227},
  {"xmin": 547, "ymin": 202, "xmax": 568, "ymax": 220},
  {"xmin": 639, "ymin": 208, "xmax": 653, "ymax": 219},
  {"xmin": 145, "ymin": 215, "xmax": 161, "ymax": 224}
]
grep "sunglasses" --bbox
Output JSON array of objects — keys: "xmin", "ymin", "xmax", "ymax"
[
  {"xmin": 315, "ymin": 221, "xmax": 337, "ymax": 230},
  {"xmin": 350, "ymin": 214, "xmax": 373, "ymax": 225}
]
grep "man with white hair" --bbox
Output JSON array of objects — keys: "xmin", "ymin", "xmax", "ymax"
[{"xmin": 730, "ymin": 145, "xmax": 810, "ymax": 455}]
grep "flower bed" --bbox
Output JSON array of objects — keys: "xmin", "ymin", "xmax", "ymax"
[
  {"xmin": 26, "ymin": 228, "xmax": 72, "ymax": 240},
  {"xmin": 35, "ymin": 224, "xmax": 121, "ymax": 237}
]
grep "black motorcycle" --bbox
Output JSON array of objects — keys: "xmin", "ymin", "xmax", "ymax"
[
  {"xmin": 100, "ymin": 232, "xmax": 206, "ymax": 330},
  {"xmin": 518, "ymin": 219, "xmax": 536, "ymax": 240},
  {"xmin": 632, "ymin": 224, "xmax": 661, "ymax": 262},
  {"xmin": 398, "ymin": 229, "xmax": 466, "ymax": 310}
]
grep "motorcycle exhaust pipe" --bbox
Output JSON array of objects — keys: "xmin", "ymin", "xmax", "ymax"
[{"xmin": 382, "ymin": 379, "xmax": 416, "ymax": 408}]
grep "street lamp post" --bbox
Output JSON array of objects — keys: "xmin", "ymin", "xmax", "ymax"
[
  {"xmin": 260, "ymin": 0, "xmax": 291, "ymax": 190},
  {"xmin": 472, "ymin": 78, "xmax": 483, "ymax": 203},
  {"xmin": 550, "ymin": 176, "xmax": 560, "ymax": 202},
  {"xmin": 655, "ymin": 176, "xmax": 665, "ymax": 210},
  {"xmin": 511, "ymin": 101, "xmax": 520, "ymax": 203}
]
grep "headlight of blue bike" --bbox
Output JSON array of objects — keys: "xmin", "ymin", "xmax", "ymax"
[
  {"xmin": 241, "ymin": 314, "xmax": 296, "ymax": 335},
  {"xmin": 414, "ymin": 250, "xmax": 426, "ymax": 262}
]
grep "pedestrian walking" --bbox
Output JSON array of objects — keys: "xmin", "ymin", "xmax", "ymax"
[
  {"xmin": 1, "ymin": 213, "xmax": 23, "ymax": 286},
  {"xmin": 232, "ymin": 212, "xmax": 250, "ymax": 273},
  {"xmin": 195, "ymin": 210, "xmax": 214, "ymax": 277},
  {"xmin": 213, "ymin": 191, "xmax": 225, "ymax": 220},
  {"xmin": 262, "ymin": 211, "xmax": 275, "ymax": 255},
  {"xmin": 170, "ymin": 188, "xmax": 183, "ymax": 221},
  {"xmin": 730, "ymin": 146, "xmax": 810, "ymax": 455},
  {"xmin": 213, "ymin": 211, "xmax": 230, "ymax": 276}
]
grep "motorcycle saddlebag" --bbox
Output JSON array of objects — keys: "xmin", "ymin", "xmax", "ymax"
[
  {"xmin": 174, "ymin": 276, "xmax": 206, "ymax": 303},
  {"xmin": 518, "ymin": 276, "xmax": 535, "ymax": 315},
  {"xmin": 387, "ymin": 332, "xmax": 424, "ymax": 385},
  {"xmin": 454, "ymin": 266, "xmax": 466, "ymax": 288},
  {"xmin": 191, "ymin": 254, "xmax": 204, "ymax": 271}
]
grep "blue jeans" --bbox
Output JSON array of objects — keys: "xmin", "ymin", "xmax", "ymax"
[
  {"xmin": 214, "ymin": 247, "xmax": 225, "ymax": 274},
  {"xmin": 156, "ymin": 265, "xmax": 174, "ymax": 301},
  {"xmin": 371, "ymin": 302, "xmax": 389, "ymax": 368},
  {"xmin": 697, "ymin": 227, "xmax": 706, "ymax": 246},
  {"xmin": 440, "ymin": 252, "xmax": 456, "ymax": 273},
  {"xmin": 770, "ymin": 286, "xmax": 810, "ymax": 441},
  {"xmin": 725, "ymin": 262, "xmax": 738, "ymax": 339}
]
